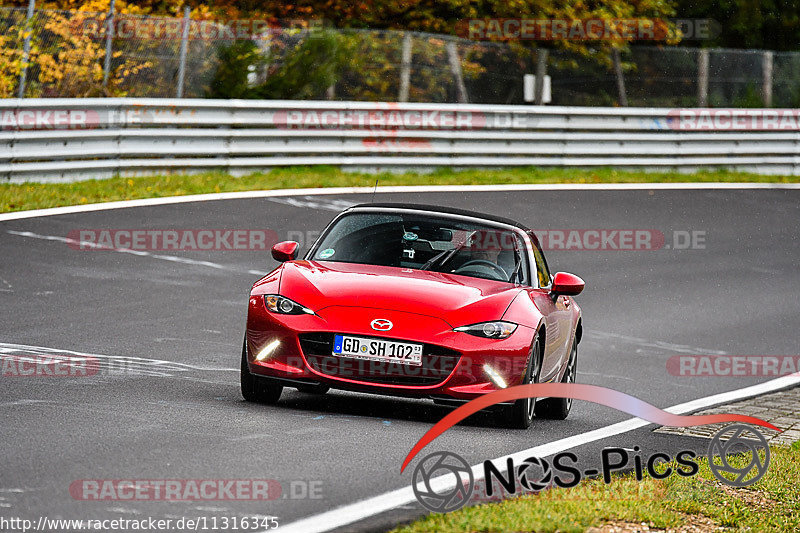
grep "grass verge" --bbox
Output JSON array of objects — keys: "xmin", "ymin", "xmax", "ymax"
[
  {"xmin": 2, "ymin": 166, "xmax": 799, "ymax": 214},
  {"xmin": 392, "ymin": 442, "xmax": 800, "ymax": 533}
]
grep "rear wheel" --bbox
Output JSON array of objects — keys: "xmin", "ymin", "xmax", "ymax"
[
  {"xmin": 240, "ymin": 337, "xmax": 283, "ymax": 404},
  {"xmin": 535, "ymin": 340, "xmax": 577, "ymax": 420},
  {"xmin": 505, "ymin": 337, "xmax": 542, "ymax": 429}
]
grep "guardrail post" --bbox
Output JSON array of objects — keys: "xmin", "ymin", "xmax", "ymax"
[
  {"xmin": 102, "ymin": 0, "xmax": 116, "ymax": 92},
  {"xmin": 16, "ymin": 0, "xmax": 36, "ymax": 98},
  {"xmin": 762, "ymin": 51, "xmax": 774, "ymax": 107},
  {"xmin": 398, "ymin": 33, "xmax": 412, "ymax": 103},
  {"xmin": 697, "ymin": 49, "xmax": 709, "ymax": 107},
  {"xmin": 176, "ymin": 6, "xmax": 190, "ymax": 98}
]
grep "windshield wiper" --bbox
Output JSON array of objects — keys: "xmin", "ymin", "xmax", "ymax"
[
  {"xmin": 421, "ymin": 247, "xmax": 458, "ymax": 271},
  {"xmin": 421, "ymin": 230, "xmax": 476, "ymax": 271}
]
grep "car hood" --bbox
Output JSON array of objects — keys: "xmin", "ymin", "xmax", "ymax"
[{"xmin": 275, "ymin": 260, "xmax": 522, "ymax": 327}]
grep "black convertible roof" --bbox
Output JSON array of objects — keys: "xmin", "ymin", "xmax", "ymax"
[{"xmin": 348, "ymin": 203, "xmax": 529, "ymax": 230}]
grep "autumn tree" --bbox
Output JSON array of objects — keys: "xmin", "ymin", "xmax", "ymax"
[{"xmin": 1, "ymin": 0, "xmax": 152, "ymax": 97}]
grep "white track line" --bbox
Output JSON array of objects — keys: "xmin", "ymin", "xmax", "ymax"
[
  {"xmin": 6, "ymin": 230, "xmax": 266, "ymax": 276},
  {"xmin": 0, "ymin": 341, "xmax": 237, "ymax": 378},
  {"xmin": 2, "ymin": 183, "xmax": 800, "ymax": 222},
  {"xmin": 276, "ymin": 371, "xmax": 800, "ymax": 533},
  {"xmin": 0, "ymin": 341, "xmax": 239, "ymax": 371},
  {"xmin": 268, "ymin": 196, "xmax": 358, "ymax": 212}
]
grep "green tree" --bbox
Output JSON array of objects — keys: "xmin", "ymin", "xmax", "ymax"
[
  {"xmin": 207, "ymin": 40, "xmax": 262, "ymax": 99},
  {"xmin": 254, "ymin": 30, "xmax": 354, "ymax": 100},
  {"xmin": 675, "ymin": 0, "xmax": 800, "ymax": 51}
]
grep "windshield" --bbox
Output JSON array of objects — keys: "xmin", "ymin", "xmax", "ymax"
[{"xmin": 310, "ymin": 212, "xmax": 529, "ymax": 284}]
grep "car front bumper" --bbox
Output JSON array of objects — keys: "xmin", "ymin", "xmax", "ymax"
[{"xmin": 245, "ymin": 296, "xmax": 536, "ymax": 401}]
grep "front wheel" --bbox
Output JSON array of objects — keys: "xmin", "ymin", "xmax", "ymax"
[
  {"xmin": 504, "ymin": 337, "xmax": 542, "ymax": 429},
  {"xmin": 240, "ymin": 337, "xmax": 283, "ymax": 404},
  {"xmin": 535, "ymin": 340, "xmax": 577, "ymax": 420}
]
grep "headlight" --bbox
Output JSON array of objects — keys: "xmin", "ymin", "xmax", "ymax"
[
  {"xmin": 264, "ymin": 295, "xmax": 314, "ymax": 315},
  {"xmin": 454, "ymin": 321, "xmax": 517, "ymax": 339}
]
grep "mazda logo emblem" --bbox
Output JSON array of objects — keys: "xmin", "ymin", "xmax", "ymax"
[{"xmin": 370, "ymin": 319, "xmax": 393, "ymax": 331}]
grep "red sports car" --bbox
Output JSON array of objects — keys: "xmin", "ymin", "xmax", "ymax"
[{"xmin": 242, "ymin": 203, "xmax": 584, "ymax": 428}]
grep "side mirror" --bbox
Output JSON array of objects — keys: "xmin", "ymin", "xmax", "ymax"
[
  {"xmin": 551, "ymin": 272, "xmax": 584, "ymax": 297},
  {"xmin": 272, "ymin": 241, "xmax": 299, "ymax": 262}
]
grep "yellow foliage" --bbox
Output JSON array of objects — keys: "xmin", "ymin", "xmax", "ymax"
[{"xmin": 0, "ymin": 2, "xmax": 152, "ymax": 97}]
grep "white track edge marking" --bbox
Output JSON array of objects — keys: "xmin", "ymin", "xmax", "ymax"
[{"xmin": 2, "ymin": 183, "xmax": 800, "ymax": 222}]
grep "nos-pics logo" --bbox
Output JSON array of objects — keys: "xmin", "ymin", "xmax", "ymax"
[
  {"xmin": 708, "ymin": 424, "xmax": 770, "ymax": 487},
  {"xmin": 412, "ymin": 423, "xmax": 770, "ymax": 513}
]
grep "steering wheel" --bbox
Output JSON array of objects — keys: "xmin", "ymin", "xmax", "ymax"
[{"xmin": 453, "ymin": 259, "xmax": 509, "ymax": 281}]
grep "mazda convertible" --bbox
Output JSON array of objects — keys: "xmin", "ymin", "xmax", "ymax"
[{"xmin": 241, "ymin": 203, "xmax": 584, "ymax": 428}]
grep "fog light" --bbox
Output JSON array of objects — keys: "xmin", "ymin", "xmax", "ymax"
[
  {"xmin": 483, "ymin": 364, "xmax": 507, "ymax": 389},
  {"xmin": 255, "ymin": 339, "xmax": 281, "ymax": 362}
]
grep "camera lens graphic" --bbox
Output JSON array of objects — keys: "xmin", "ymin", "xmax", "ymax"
[
  {"xmin": 708, "ymin": 424, "xmax": 770, "ymax": 487},
  {"xmin": 516, "ymin": 456, "xmax": 552, "ymax": 492},
  {"xmin": 412, "ymin": 451, "xmax": 474, "ymax": 513}
]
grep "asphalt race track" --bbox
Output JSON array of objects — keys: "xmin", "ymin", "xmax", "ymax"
[{"xmin": 2, "ymin": 187, "xmax": 799, "ymax": 532}]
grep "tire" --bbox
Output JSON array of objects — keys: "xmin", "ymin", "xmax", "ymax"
[
  {"xmin": 296, "ymin": 384, "xmax": 330, "ymax": 395},
  {"xmin": 505, "ymin": 337, "xmax": 542, "ymax": 429},
  {"xmin": 240, "ymin": 337, "xmax": 283, "ymax": 404},
  {"xmin": 535, "ymin": 339, "xmax": 577, "ymax": 420}
]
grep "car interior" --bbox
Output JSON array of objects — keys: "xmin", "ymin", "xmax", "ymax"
[{"xmin": 314, "ymin": 216, "xmax": 527, "ymax": 283}]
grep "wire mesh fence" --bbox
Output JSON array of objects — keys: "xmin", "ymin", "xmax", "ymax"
[{"xmin": 1, "ymin": 6, "xmax": 797, "ymax": 107}]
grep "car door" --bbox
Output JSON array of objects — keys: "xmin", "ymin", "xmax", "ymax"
[{"xmin": 528, "ymin": 233, "xmax": 573, "ymax": 382}]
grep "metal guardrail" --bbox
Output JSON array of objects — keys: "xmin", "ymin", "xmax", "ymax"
[{"xmin": 1, "ymin": 99, "xmax": 799, "ymax": 182}]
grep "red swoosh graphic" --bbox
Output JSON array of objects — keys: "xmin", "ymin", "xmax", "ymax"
[{"xmin": 401, "ymin": 383, "xmax": 779, "ymax": 472}]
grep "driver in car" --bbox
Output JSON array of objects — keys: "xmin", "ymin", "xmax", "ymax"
[{"xmin": 463, "ymin": 230, "xmax": 519, "ymax": 281}]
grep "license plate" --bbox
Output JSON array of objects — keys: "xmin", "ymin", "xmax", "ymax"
[{"xmin": 332, "ymin": 334, "xmax": 423, "ymax": 366}]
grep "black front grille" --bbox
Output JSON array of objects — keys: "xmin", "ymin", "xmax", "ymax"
[{"xmin": 298, "ymin": 333, "xmax": 461, "ymax": 386}]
